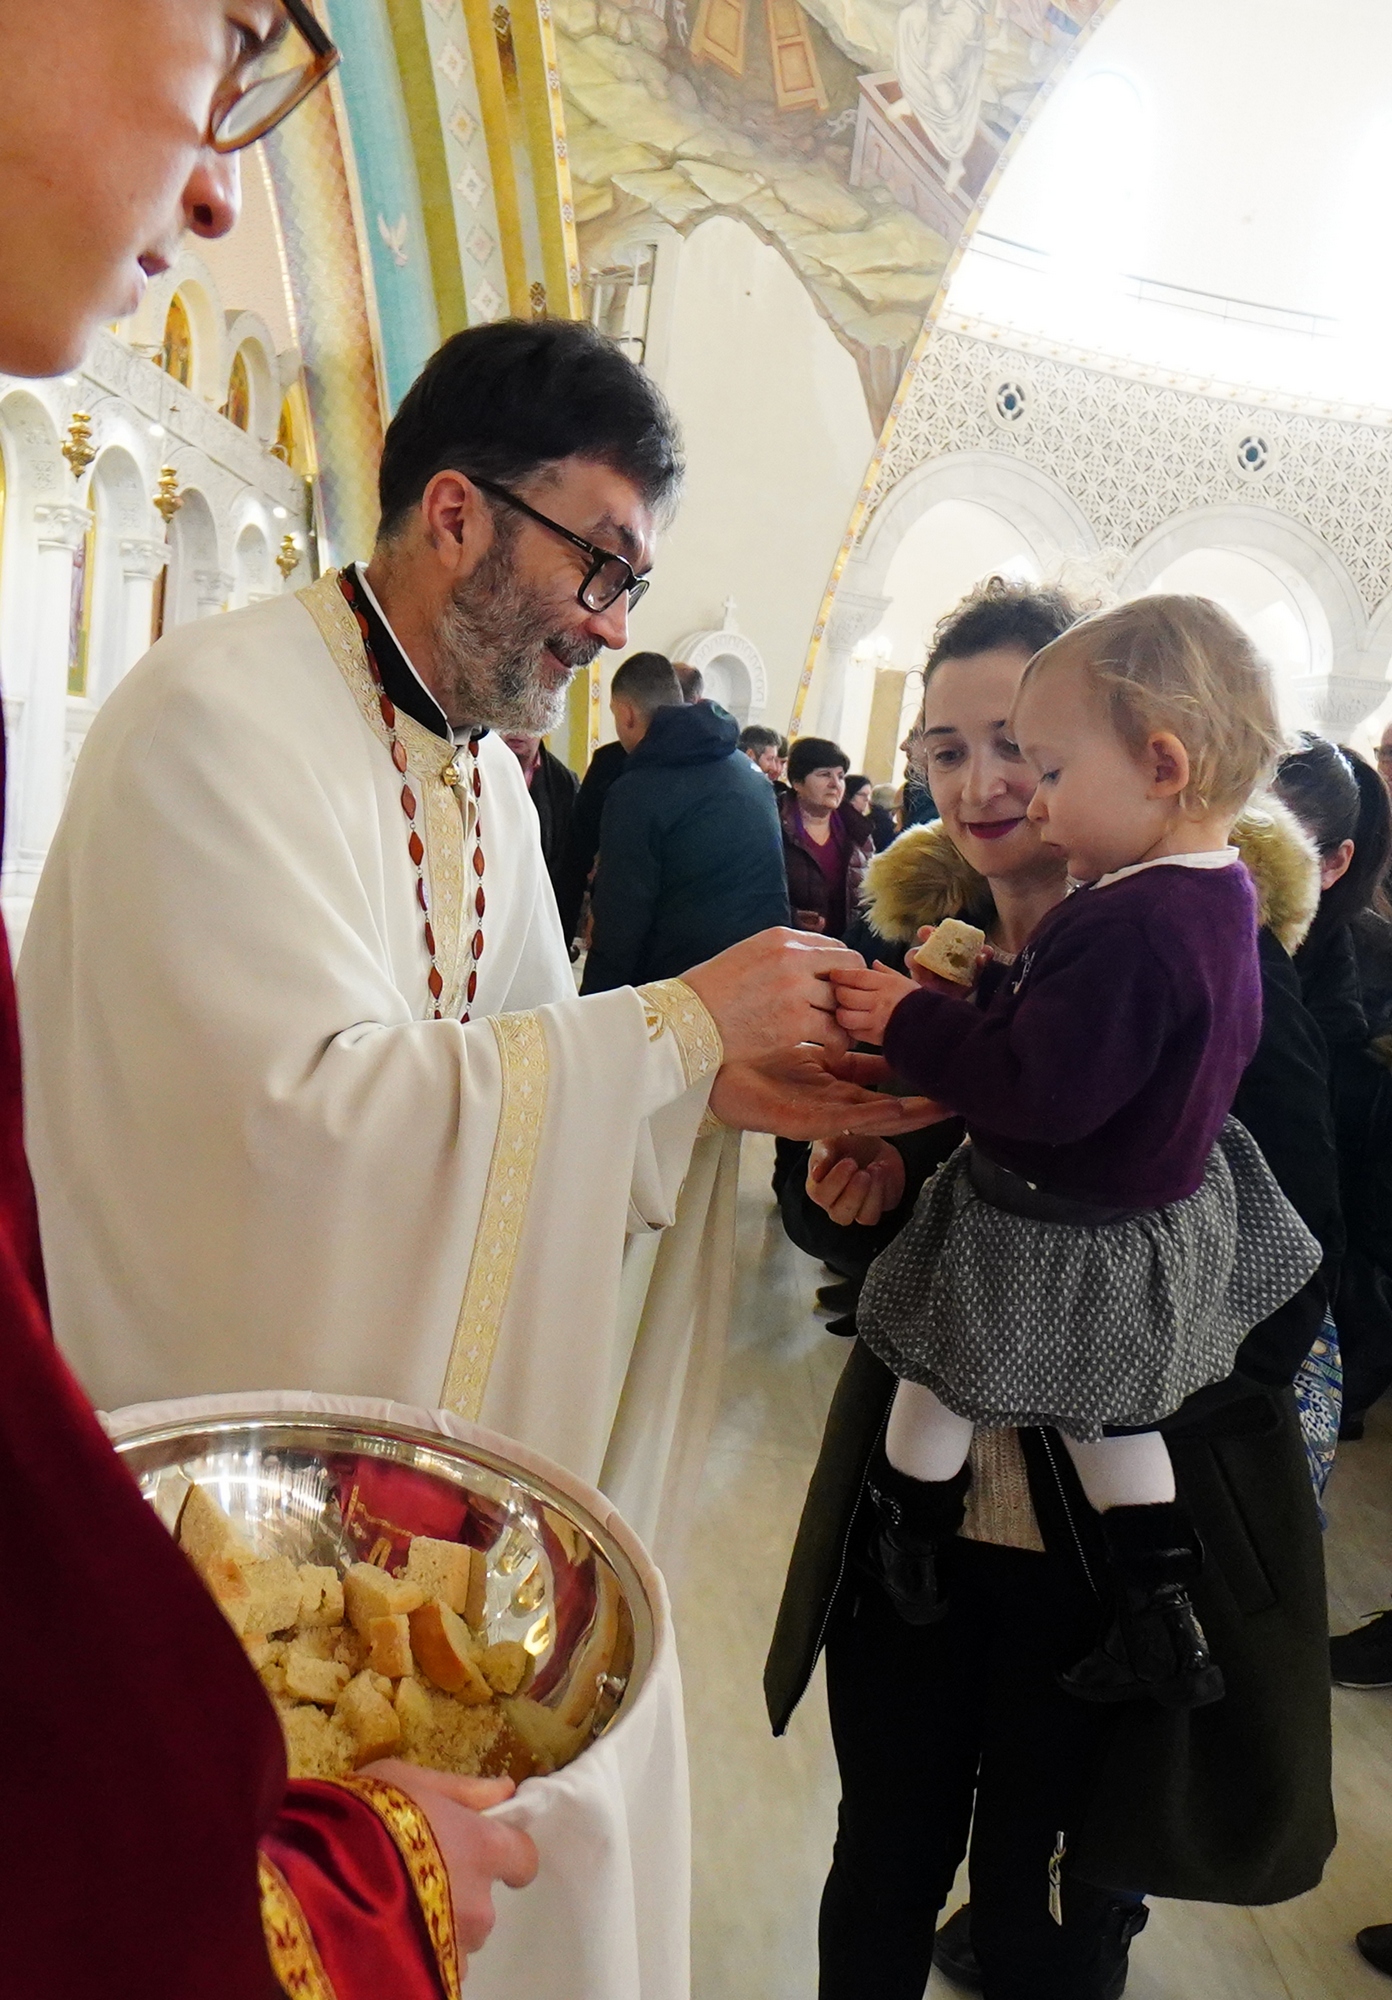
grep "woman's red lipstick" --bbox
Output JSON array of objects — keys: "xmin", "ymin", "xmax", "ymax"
[{"xmin": 962, "ymin": 817, "xmax": 1025, "ymax": 841}]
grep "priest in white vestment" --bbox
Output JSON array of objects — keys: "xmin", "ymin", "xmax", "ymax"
[{"xmin": 19, "ymin": 320, "xmax": 931, "ymax": 1560}]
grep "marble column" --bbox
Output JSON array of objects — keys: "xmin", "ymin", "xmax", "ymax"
[
  {"xmin": 809, "ymin": 586, "xmax": 891, "ymax": 747},
  {"xmin": 15, "ymin": 502, "xmax": 92, "ymax": 887},
  {"xmin": 119, "ymin": 535, "xmax": 169, "ymax": 680},
  {"xmin": 1291, "ymin": 671, "xmax": 1389, "ymax": 742}
]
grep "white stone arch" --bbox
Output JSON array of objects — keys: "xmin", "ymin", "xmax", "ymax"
[
  {"xmin": 166, "ymin": 486, "xmax": 223, "ymax": 628},
  {"xmin": 125, "ymin": 251, "xmax": 227, "ymax": 404},
  {"xmin": 671, "ymin": 624, "xmax": 768, "ymax": 723},
  {"xmin": 233, "ymin": 520, "xmax": 275, "ymax": 607},
  {"xmin": 224, "ymin": 312, "xmax": 280, "ymax": 444},
  {"xmin": 1115, "ymin": 504, "xmax": 1383, "ymax": 733},
  {"xmin": 851, "ymin": 449, "xmax": 1101, "ymax": 600},
  {"xmin": 84, "ymin": 445, "xmax": 165, "ymax": 705}
]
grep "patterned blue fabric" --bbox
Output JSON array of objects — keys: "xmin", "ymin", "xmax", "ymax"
[{"xmin": 1295, "ymin": 1317, "xmax": 1342, "ymax": 1526}]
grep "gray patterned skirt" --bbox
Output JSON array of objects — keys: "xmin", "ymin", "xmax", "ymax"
[{"xmin": 857, "ymin": 1117, "xmax": 1321, "ymax": 1442}]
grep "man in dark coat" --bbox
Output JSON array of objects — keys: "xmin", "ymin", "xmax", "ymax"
[
  {"xmin": 581, "ymin": 652, "xmax": 789, "ymax": 992},
  {"xmin": 502, "ymin": 731, "xmax": 580, "ymax": 911},
  {"xmin": 554, "ymin": 649, "xmax": 679, "ymax": 944}
]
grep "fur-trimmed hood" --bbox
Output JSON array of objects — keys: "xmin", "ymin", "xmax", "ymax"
[{"xmin": 862, "ymin": 795, "xmax": 1321, "ymax": 957}]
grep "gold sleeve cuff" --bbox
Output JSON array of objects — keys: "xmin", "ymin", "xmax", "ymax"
[
  {"xmin": 328, "ymin": 1775, "xmax": 461, "ymax": 2000},
  {"xmin": 638, "ymin": 979, "xmax": 723, "ymax": 1091},
  {"xmin": 259, "ymin": 1854, "xmax": 336, "ymax": 2000}
]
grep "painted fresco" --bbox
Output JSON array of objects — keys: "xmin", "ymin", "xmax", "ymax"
[{"xmin": 557, "ymin": 0, "xmax": 1103, "ymax": 419}]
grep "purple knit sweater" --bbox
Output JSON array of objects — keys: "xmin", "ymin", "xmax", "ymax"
[{"xmin": 882, "ymin": 862, "xmax": 1263, "ymax": 1208}]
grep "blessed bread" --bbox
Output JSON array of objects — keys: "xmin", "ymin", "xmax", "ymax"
[
  {"xmin": 174, "ymin": 1485, "xmax": 585, "ymax": 1784},
  {"xmin": 914, "ymin": 918, "xmax": 986, "ymax": 987}
]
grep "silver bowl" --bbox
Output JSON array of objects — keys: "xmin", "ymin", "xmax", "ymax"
[{"xmin": 115, "ymin": 1411, "xmax": 652, "ymax": 1767}]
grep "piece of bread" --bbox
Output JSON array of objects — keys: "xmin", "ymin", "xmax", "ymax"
[
  {"xmin": 297, "ymin": 1564, "xmax": 345, "ymax": 1630},
  {"xmin": 288, "ymin": 1623, "xmax": 341, "ymax": 1663},
  {"xmin": 498, "ymin": 1696, "xmax": 586, "ymax": 1777},
  {"xmin": 409, "ymin": 1600, "xmax": 493, "ymax": 1704},
  {"xmin": 280, "ymin": 1702, "xmax": 357, "ymax": 1781},
  {"xmin": 479, "ymin": 1640, "xmax": 532, "ymax": 1697},
  {"xmin": 403, "ymin": 1537, "xmax": 477, "ymax": 1619},
  {"xmin": 177, "ymin": 1483, "xmax": 255, "ymax": 1576},
  {"xmin": 336, "ymin": 1671, "xmax": 403, "ymax": 1766},
  {"xmin": 394, "ymin": 1677, "xmax": 505, "ymax": 1777},
  {"xmin": 343, "ymin": 1563, "xmax": 425, "ymax": 1636},
  {"xmin": 366, "ymin": 1614, "xmax": 414, "ymax": 1680},
  {"xmin": 914, "ymin": 918, "xmax": 986, "ymax": 987},
  {"xmin": 242, "ymin": 1555, "xmax": 303, "ymax": 1636},
  {"xmin": 333, "ymin": 1626, "xmax": 370, "ymax": 1675},
  {"xmin": 201, "ymin": 1553, "xmax": 253, "ymax": 1635},
  {"xmin": 284, "ymin": 1646, "xmax": 352, "ymax": 1707}
]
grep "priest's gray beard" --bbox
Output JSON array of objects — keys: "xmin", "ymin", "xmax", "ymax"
[{"xmin": 435, "ymin": 528, "xmax": 601, "ymax": 734}]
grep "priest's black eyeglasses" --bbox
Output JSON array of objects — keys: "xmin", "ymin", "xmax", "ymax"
[
  {"xmin": 469, "ymin": 477, "xmax": 652, "ymax": 614},
  {"xmin": 210, "ymin": 0, "xmax": 341, "ymax": 153}
]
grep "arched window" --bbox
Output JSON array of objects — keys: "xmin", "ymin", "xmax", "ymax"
[
  {"xmin": 161, "ymin": 293, "xmax": 194, "ymax": 387},
  {"xmin": 273, "ymin": 392, "xmax": 296, "ymax": 465},
  {"xmin": 225, "ymin": 348, "xmax": 252, "ymax": 432}
]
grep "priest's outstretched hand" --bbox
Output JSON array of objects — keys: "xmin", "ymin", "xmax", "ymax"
[
  {"xmin": 682, "ymin": 927, "xmax": 870, "ymax": 1064},
  {"xmin": 708, "ymin": 1046, "xmax": 950, "ymax": 1140}
]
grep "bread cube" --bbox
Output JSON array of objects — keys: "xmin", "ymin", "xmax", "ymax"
[
  {"xmin": 336, "ymin": 1671, "xmax": 402, "ymax": 1766},
  {"xmin": 280, "ymin": 1703, "xmax": 356, "ymax": 1781},
  {"xmin": 242, "ymin": 1556, "xmax": 303, "ymax": 1636},
  {"xmin": 403, "ymin": 1536, "xmax": 481, "ymax": 1621},
  {"xmin": 409, "ymin": 1600, "xmax": 492, "ymax": 1703},
  {"xmin": 202, "ymin": 1554, "xmax": 253, "ymax": 1636},
  {"xmin": 480, "ymin": 1640, "xmax": 531, "ymax": 1696},
  {"xmin": 343, "ymin": 1562, "xmax": 425, "ymax": 1636},
  {"xmin": 366, "ymin": 1614, "xmax": 414, "ymax": 1680},
  {"xmin": 284, "ymin": 1646, "xmax": 351, "ymax": 1707},
  {"xmin": 178, "ymin": 1483, "xmax": 254, "ymax": 1575},
  {"xmin": 914, "ymin": 919, "xmax": 986, "ymax": 987},
  {"xmin": 333, "ymin": 1626, "xmax": 370, "ymax": 1675},
  {"xmin": 297, "ymin": 1565, "xmax": 345, "ymax": 1629},
  {"xmin": 498, "ymin": 1697, "xmax": 586, "ymax": 1776}
]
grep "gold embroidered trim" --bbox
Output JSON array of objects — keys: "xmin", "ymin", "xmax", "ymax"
[
  {"xmin": 439, "ymin": 1010, "xmax": 550, "ymax": 1419},
  {"xmin": 299, "ymin": 572, "xmax": 470, "ymax": 1019},
  {"xmin": 327, "ymin": 1777, "xmax": 461, "ymax": 2000},
  {"xmin": 258, "ymin": 1853, "xmax": 337, "ymax": 2000},
  {"xmin": 960, "ymin": 1428, "xmax": 1045, "ymax": 1553},
  {"xmin": 637, "ymin": 979, "xmax": 723, "ymax": 1091}
]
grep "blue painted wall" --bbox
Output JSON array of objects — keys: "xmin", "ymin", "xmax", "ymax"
[{"xmin": 323, "ymin": 0, "xmax": 440, "ymax": 414}]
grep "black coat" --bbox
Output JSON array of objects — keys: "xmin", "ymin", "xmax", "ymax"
[
  {"xmin": 524, "ymin": 743, "xmax": 579, "ymax": 909},
  {"xmin": 580, "ymin": 703, "xmax": 789, "ymax": 992},
  {"xmin": 555, "ymin": 738, "xmax": 627, "ymax": 946},
  {"xmin": 1296, "ymin": 914, "xmax": 1392, "ymax": 1417},
  {"xmin": 765, "ymin": 826, "xmax": 1339, "ymax": 1907},
  {"xmin": 780, "ymin": 796, "xmax": 874, "ymax": 939}
]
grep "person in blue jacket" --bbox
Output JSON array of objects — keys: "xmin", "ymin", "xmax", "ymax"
[{"xmin": 581, "ymin": 652, "xmax": 790, "ymax": 991}]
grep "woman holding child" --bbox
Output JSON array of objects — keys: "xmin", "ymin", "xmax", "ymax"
[{"xmin": 767, "ymin": 579, "xmax": 1340, "ymax": 2000}]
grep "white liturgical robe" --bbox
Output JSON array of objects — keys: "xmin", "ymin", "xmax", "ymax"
[{"xmin": 19, "ymin": 574, "xmax": 736, "ymax": 1556}]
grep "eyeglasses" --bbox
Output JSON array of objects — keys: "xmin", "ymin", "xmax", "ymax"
[
  {"xmin": 1378, "ymin": 746, "xmax": 1392, "ymax": 767},
  {"xmin": 210, "ymin": 0, "xmax": 340, "ymax": 154},
  {"xmin": 470, "ymin": 476, "xmax": 651, "ymax": 614}
]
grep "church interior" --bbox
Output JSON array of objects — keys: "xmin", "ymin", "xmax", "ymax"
[{"xmin": 8, "ymin": 0, "xmax": 1392, "ymax": 1994}]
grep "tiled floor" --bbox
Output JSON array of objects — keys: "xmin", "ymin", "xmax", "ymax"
[{"xmin": 673, "ymin": 1136, "xmax": 1392, "ymax": 1999}]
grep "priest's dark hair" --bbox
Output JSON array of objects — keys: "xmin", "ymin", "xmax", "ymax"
[
  {"xmin": 377, "ymin": 319, "xmax": 684, "ymax": 536},
  {"xmin": 610, "ymin": 650, "xmax": 682, "ymax": 714}
]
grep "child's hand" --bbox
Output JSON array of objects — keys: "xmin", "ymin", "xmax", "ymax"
[
  {"xmin": 832, "ymin": 965, "xmax": 918, "ymax": 1045},
  {"xmin": 807, "ymin": 1135, "xmax": 907, "ymax": 1226},
  {"xmin": 906, "ymin": 925, "xmax": 993, "ymax": 998}
]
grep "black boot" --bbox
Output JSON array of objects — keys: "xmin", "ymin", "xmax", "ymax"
[
  {"xmin": 933, "ymin": 1898, "xmax": 1149, "ymax": 1998},
  {"xmin": 1059, "ymin": 1502, "xmax": 1225, "ymax": 1710},
  {"xmin": 860, "ymin": 1447, "xmax": 969, "ymax": 1626}
]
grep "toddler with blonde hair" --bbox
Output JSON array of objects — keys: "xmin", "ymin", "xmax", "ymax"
[{"xmin": 835, "ymin": 595, "xmax": 1321, "ymax": 1708}]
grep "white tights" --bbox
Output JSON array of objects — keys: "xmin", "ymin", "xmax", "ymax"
[{"xmin": 884, "ymin": 1380, "xmax": 1177, "ymax": 1512}]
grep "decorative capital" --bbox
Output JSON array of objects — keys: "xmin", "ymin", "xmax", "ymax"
[
  {"xmin": 33, "ymin": 501, "xmax": 93, "ymax": 552},
  {"xmin": 119, "ymin": 535, "xmax": 171, "ymax": 581}
]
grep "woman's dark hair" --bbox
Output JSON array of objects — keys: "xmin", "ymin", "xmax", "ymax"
[
  {"xmin": 788, "ymin": 737, "xmax": 849, "ymax": 786},
  {"xmin": 924, "ymin": 574, "xmax": 1083, "ymax": 679},
  {"xmin": 378, "ymin": 320, "xmax": 684, "ymax": 537},
  {"xmin": 1275, "ymin": 732, "xmax": 1392, "ymax": 930},
  {"xmin": 845, "ymin": 774, "xmax": 873, "ymax": 799}
]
